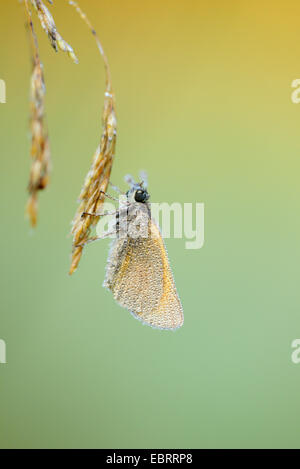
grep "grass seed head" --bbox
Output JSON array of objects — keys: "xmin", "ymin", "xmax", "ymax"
[
  {"xmin": 69, "ymin": 92, "xmax": 117, "ymax": 274},
  {"xmin": 26, "ymin": 59, "xmax": 51, "ymax": 227},
  {"xmin": 25, "ymin": 0, "xmax": 51, "ymax": 227},
  {"xmin": 30, "ymin": 0, "xmax": 78, "ymax": 63}
]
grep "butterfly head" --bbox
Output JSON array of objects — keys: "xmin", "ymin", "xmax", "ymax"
[{"xmin": 125, "ymin": 173, "xmax": 150, "ymax": 204}]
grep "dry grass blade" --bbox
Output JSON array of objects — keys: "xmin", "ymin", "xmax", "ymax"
[
  {"xmin": 30, "ymin": 0, "xmax": 78, "ymax": 63},
  {"xmin": 68, "ymin": 1, "xmax": 117, "ymax": 275},
  {"xmin": 25, "ymin": 0, "xmax": 51, "ymax": 227}
]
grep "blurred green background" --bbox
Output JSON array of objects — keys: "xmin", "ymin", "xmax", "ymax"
[{"xmin": 1, "ymin": 0, "xmax": 300, "ymax": 449}]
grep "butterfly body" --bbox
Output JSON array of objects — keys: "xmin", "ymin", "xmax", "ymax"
[{"xmin": 103, "ymin": 177, "xmax": 184, "ymax": 330}]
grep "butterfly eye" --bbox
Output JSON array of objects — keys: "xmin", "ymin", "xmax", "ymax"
[{"xmin": 134, "ymin": 189, "xmax": 148, "ymax": 203}]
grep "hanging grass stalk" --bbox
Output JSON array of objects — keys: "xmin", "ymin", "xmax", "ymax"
[
  {"xmin": 25, "ymin": 0, "xmax": 51, "ymax": 227},
  {"xmin": 68, "ymin": 1, "xmax": 117, "ymax": 275}
]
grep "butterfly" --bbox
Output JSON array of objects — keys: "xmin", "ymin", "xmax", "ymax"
[{"xmin": 81, "ymin": 173, "xmax": 184, "ymax": 330}]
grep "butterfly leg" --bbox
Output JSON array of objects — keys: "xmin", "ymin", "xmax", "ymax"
[
  {"xmin": 81, "ymin": 209, "xmax": 118, "ymax": 219},
  {"xmin": 75, "ymin": 230, "xmax": 116, "ymax": 248},
  {"xmin": 99, "ymin": 190, "xmax": 119, "ymax": 202},
  {"xmin": 109, "ymin": 182, "xmax": 126, "ymax": 195}
]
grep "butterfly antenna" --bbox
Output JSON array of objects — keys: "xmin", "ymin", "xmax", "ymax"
[
  {"xmin": 124, "ymin": 174, "xmax": 137, "ymax": 187},
  {"xmin": 139, "ymin": 170, "xmax": 148, "ymax": 189}
]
